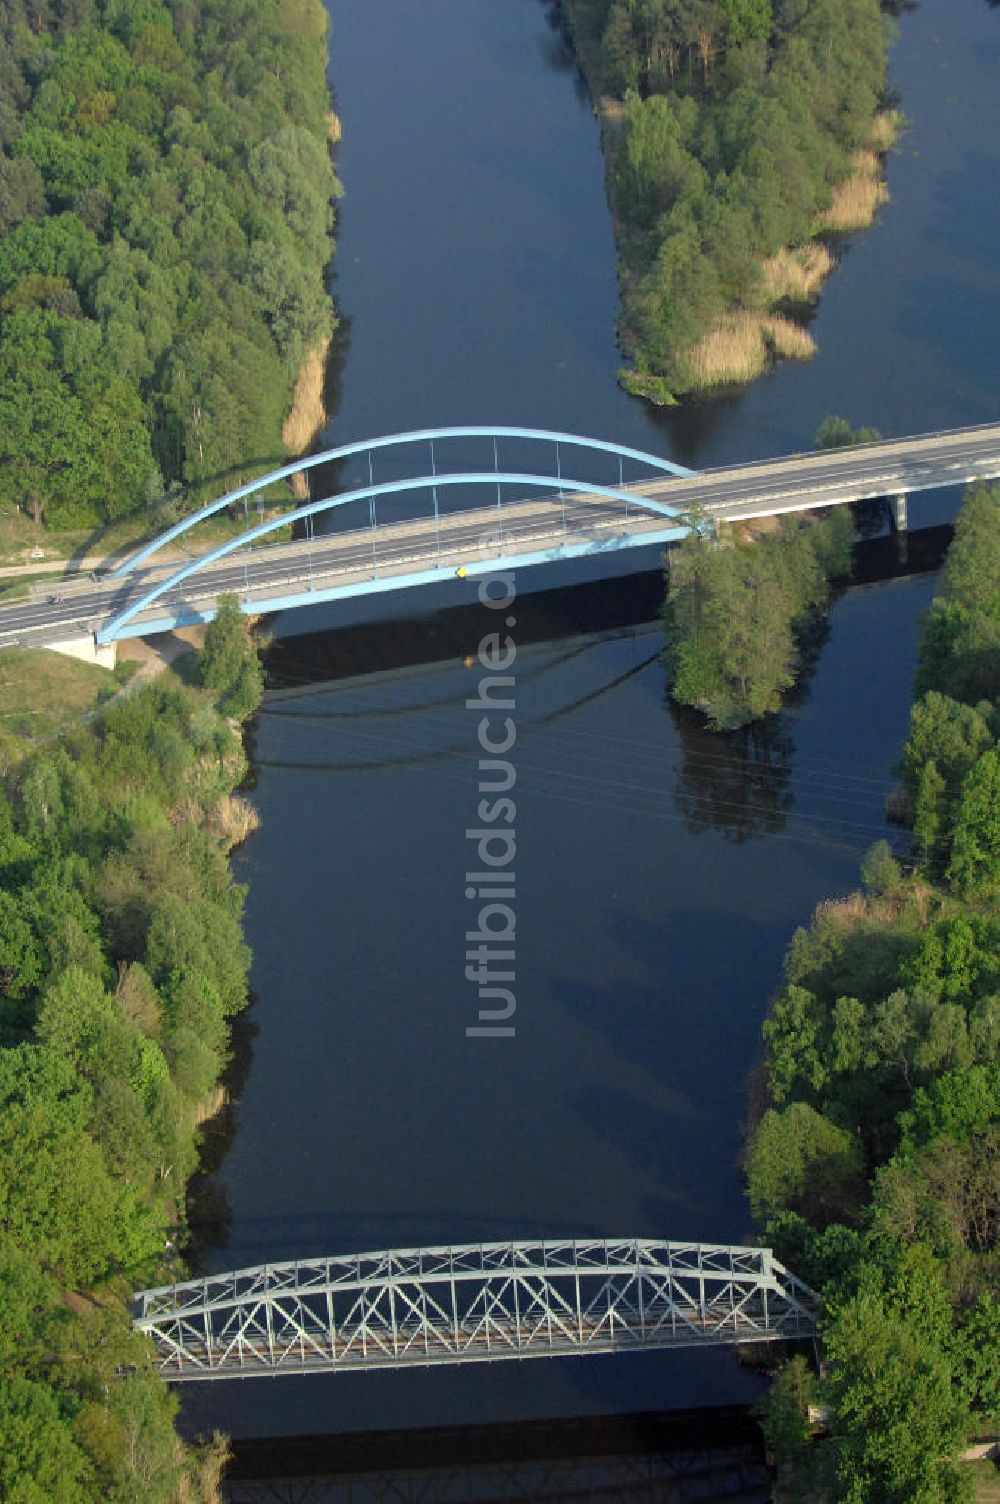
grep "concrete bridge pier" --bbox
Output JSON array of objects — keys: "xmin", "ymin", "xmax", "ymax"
[
  {"xmin": 891, "ymin": 493, "xmax": 909, "ymax": 532},
  {"xmin": 47, "ymin": 635, "xmax": 118, "ymax": 669},
  {"xmin": 891, "ymin": 492, "xmax": 909, "ymax": 564}
]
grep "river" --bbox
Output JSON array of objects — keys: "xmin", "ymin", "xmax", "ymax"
[{"xmin": 182, "ymin": 0, "xmax": 1000, "ymax": 1444}]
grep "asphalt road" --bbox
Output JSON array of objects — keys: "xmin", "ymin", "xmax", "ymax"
[{"xmin": 2, "ymin": 423, "xmax": 997, "ymax": 646}]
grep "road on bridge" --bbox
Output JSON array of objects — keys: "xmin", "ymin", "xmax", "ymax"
[{"xmin": 1, "ymin": 422, "xmax": 997, "ymax": 648}]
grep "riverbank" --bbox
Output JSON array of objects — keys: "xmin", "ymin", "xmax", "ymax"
[
  {"xmin": 0, "ymin": 0, "xmax": 337, "ymax": 541},
  {"xmin": 0, "ymin": 616, "xmax": 265, "ymax": 1499},
  {"xmin": 283, "ymin": 337, "xmax": 334, "ymax": 500},
  {"xmin": 751, "ymin": 480, "xmax": 1000, "ymax": 1499}
]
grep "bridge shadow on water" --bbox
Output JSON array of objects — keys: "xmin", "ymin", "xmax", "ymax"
[{"xmin": 222, "ymin": 1405, "xmax": 771, "ymax": 1503}]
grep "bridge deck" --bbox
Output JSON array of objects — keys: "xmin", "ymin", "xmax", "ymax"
[
  {"xmin": 133, "ymin": 1238, "xmax": 816, "ymax": 1382},
  {"xmin": 1, "ymin": 422, "xmax": 997, "ymax": 647}
]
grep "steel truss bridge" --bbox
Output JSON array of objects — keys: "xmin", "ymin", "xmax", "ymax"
[
  {"xmin": 1, "ymin": 419, "xmax": 999, "ymax": 651},
  {"xmin": 132, "ymin": 1238, "xmax": 817, "ymax": 1383}
]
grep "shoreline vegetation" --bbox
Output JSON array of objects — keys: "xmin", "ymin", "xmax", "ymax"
[
  {"xmin": 749, "ymin": 481, "xmax": 1000, "ymax": 1501},
  {"xmin": 559, "ymin": 0, "xmax": 898, "ymax": 400},
  {"xmin": 662, "ymin": 418, "xmax": 881, "ymax": 730},
  {"xmin": 282, "ymin": 335, "xmax": 332, "ymax": 500},
  {"xmin": 0, "ymin": 597, "xmax": 264, "ymax": 1501},
  {"xmin": 0, "ymin": 0, "xmax": 340, "ymax": 554},
  {"xmin": 0, "ymin": 0, "xmax": 339, "ymax": 1499},
  {"xmin": 662, "ymin": 505, "xmax": 854, "ymax": 729}
]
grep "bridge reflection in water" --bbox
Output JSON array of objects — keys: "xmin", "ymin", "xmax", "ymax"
[{"xmin": 222, "ymin": 1407, "xmax": 771, "ymax": 1503}]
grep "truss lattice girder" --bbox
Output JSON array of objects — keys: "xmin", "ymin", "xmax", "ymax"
[{"xmin": 134, "ymin": 1239, "xmax": 817, "ymax": 1382}]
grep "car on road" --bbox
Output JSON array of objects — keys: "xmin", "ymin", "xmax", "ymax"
[{"xmin": 46, "ymin": 594, "xmax": 66, "ymax": 604}]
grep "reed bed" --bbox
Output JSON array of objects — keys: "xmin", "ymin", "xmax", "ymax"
[
  {"xmin": 282, "ymin": 337, "xmax": 331, "ymax": 496},
  {"xmin": 869, "ymin": 109, "xmax": 901, "ymax": 152},
  {"xmin": 819, "ymin": 149, "xmax": 889, "ymax": 232},
  {"xmin": 208, "ymin": 792, "xmax": 261, "ymax": 848},
  {"xmin": 761, "ymin": 242, "xmax": 835, "ymax": 302},
  {"xmin": 685, "ymin": 312, "xmax": 816, "ymax": 389},
  {"xmin": 192, "ymin": 1083, "xmax": 228, "ymax": 1128},
  {"xmin": 765, "ymin": 315, "xmax": 816, "ymax": 360}
]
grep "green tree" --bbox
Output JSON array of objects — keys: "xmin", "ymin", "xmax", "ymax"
[
  {"xmin": 746, "ymin": 1101, "xmax": 865, "ymax": 1225},
  {"xmin": 952, "ymin": 1294, "xmax": 1000, "ymax": 1419},
  {"xmin": 199, "ymin": 593, "xmax": 264, "ymax": 718},
  {"xmin": 762, "ymin": 982, "xmax": 826, "ymax": 1104},
  {"xmin": 0, "ymin": 1376, "xmax": 93, "ymax": 1503},
  {"xmin": 0, "ymin": 1043, "xmax": 153, "ymax": 1281},
  {"xmin": 753, "ymin": 1353, "xmax": 815, "ymax": 1485},
  {"xmin": 815, "ymin": 415, "xmax": 883, "ymax": 449},
  {"xmin": 860, "ymin": 839, "xmax": 901, "ymax": 895},
  {"xmin": 0, "ymin": 1237, "xmax": 62, "ymax": 1378},
  {"xmin": 664, "ymin": 513, "xmax": 849, "ymax": 729},
  {"xmin": 947, "ymin": 748, "xmax": 1000, "ymax": 895},
  {"xmin": 819, "ymin": 1246, "xmax": 973, "ymax": 1504},
  {"xmin": 940, "ymin": 481, "xmax": 1000, "ymax": 617},
  {"xmin": 721, "ymin": 0, "xmax": 773, "ymax": 47}
]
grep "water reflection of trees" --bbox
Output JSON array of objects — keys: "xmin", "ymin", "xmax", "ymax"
[
  {"xmin": 184, "ymin": 1002, "xmax": 259, "ymax": 1269},
  {"xmin": 851, "ymin": 496, "xmax": 892, "ymax": 539},
  {"xmin": 669, "ymin": 701, "xmax": 795, "ymax": 842}
]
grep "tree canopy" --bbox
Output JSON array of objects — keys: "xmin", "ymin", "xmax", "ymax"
[
  {"xmin": 0, "ymin": 0, "xmax": 338, "ymax": 528},
  {"xmin": 751, "ymin": 480, "xmax": 1000, "ymax": 1498},
  {"xmin": 662, "ymin": 509, "xmax": 853, "ymax": 728},
  {"xmin": 562, "ymin": 0, "xmax": 892, "ymax": 396},
  {"xmin": 0, "ymin": 643, "xmax": 260, "ymax": 1492}
]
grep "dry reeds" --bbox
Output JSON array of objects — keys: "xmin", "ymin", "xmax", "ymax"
[
  {"xmin": 208, "ymin": 793, "xmax": 260, "ymax": 848},
  {"xmin": 734, "ymin": 514, "xmax": 781, "ymax": 543},
  {"xmin": 816, "ymin": 891, "xmax": 868, "ymax": 928},
  {"xmin": 761, "ymin": 242, "xmax": 835, "ymax": 303},
  {"xmin": 192, "ymin": 1084, "xmax": 228, "ymax": 1129},
  {"xmin": 282, "ymin": 339, "xmax": 329, "ymax": 454},
  {"xmin": 818, "ymin": 149, "xmax": 888, "ymax": 232},
  {"xmin": 813, "ymin": 880, "xmax": 922, "ymax": 935},
  {"xmin": 869, "ymin": 109, "xmax": 901, "ymax": 153},
  {"xmin": 685, "ymin": 312, "xmax": 816, "ymax": 389},
  {"xmin": 282, "ymin": 338, "xmax": 331, "ymax": 496},
  {"xmin": 177, "ymin": 1432, "xmax": 231, "ymax": 1504},
  {"xmin": 765, "ymin": 315, "xmax": 817, "ymax": 360}
]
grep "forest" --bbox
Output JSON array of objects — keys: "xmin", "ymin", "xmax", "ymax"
[
  {"xmin": 0, "ymin": 600, "xmax": 262, "ymax": 1500},
  {"xmin": 560, "ymin": 0, "xmax": 894, "ymax": 398},
  {"xmin": 661, "ymin": 418, "xmax": 889, "ymax": 729},
  {"xmin": 662, "ymin": 505, "xmax": 854, "ymax": 729},
  {"xmin": 0, "ymin": 0, "xmax": 338, "ymax": 529},
  {"xmin": 749, "ymin": 481, "xmax": 1000, "ymax": 1501}
]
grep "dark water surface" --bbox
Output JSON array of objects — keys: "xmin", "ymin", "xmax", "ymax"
[{"xmin": 183, "ymin": 0, "xmax": 999, "ymax": 1441}]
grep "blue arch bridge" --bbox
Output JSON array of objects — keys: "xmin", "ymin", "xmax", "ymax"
[
  {"xmin": 0, "ymin": 420, "xmax": 998, "ymax": 654},
  {"xmin": 132, "ymin": 1238, "xmax": 817, "ymax": 1382}
]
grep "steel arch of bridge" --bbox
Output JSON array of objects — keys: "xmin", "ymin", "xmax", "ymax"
[
  {"xmin": 112, "ymin": 427, "xmax": 695, "ymax": 580},
  {"xmin": 96, "ymin": 468, "xmax": 692, "ymax": 643},
  {"xmin": 133, "ymin": 1238, "xmax": 817, "ymax": 1382}
]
